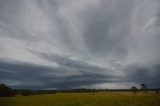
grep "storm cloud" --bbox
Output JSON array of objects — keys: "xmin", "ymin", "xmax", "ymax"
[{"xmin": 0, "ymin": 0, "xmax": 160, "ymax": 89}]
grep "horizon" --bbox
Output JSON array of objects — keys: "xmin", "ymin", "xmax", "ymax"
[{"xmin": 0, "ymin": 0, "xmax": 160, "ymax": 89}]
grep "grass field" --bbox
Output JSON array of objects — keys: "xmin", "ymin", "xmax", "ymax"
[{"xmin": 0, "ymin": 92, "xmax": 160, "ymax": 106}]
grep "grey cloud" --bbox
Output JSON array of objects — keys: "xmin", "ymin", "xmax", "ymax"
[
  {"xmin": 0, "ymin": 0, "xmax": 160, "ymax": 89},
  {"xmin": 35, "ymin": 0, "xmax": 77, "ymax": 49},
  {"xmin": 82, "ymin": 0, "xmax": 132, "ymax": 56},
  {"xmin": 0, "ymin": 0, "xmax": 40, "ymax": 41},
  {"xmin": 32, "ymin": 51, "xmax": 114, "ymax": 74}
]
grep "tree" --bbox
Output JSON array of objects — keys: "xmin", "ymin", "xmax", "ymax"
[
  {"xmin": 156, "ymin": 89, "xmax": 159, "ymax": 94},
  {"xmin": 140, "ymin": 83, "xmax": 148, "ymax": 94},
  {"xmin": 0, "ymin": 84, "xmax": 13, "ymax": 97},
  {"xmin": 131, "ymin": 86, "xmax": 138, "ymax": 95}
]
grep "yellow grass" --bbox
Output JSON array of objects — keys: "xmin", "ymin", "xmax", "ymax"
[{"xmin": 0, "ymin": 92, "xmax": 160, "ymax": 106}]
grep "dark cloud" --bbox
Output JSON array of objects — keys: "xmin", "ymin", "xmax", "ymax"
[
  {"xmin": 0, "ymin": 59, "xmax": 117, "ymax": 89},
  {"xmin": 124, "ymin": 63, "xmax": 160, "ymax": 88}
]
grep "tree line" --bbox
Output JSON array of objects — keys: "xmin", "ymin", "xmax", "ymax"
[{"xmin": 0, "ymin": 83, "xmax": 159, "ymax": 97}]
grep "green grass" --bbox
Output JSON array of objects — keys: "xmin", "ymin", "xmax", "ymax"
[{"xmin": 0, "ymin": 92, "xmax": 160, "ymax": 106}]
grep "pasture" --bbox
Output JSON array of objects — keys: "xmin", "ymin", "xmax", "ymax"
[{"xmin": 0, "ymin": 92, "xmax": 160, "ymax": 106}]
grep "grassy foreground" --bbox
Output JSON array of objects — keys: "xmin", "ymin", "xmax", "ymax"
[{"xmin": 0, "ymin": 92, "xmax": 160, "ymax": 106}]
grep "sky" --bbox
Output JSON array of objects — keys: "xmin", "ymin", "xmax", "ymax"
[{"xmin": 0, "ymin": 0, "xmax": 160, "ymax": 89}]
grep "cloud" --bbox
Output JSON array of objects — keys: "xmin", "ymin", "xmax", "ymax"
[
  {"xmin": 0, "ymin": 0, "xmax": 160, "ymax": 89},
  {"xmin": 0, "ymin": 58, "xmax": 118, "ymax": 89},
  {"xmin": 124, "ymin": 63, "xmax": 160, "ymax": 88}
]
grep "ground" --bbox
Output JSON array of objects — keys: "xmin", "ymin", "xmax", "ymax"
[{"xmin": 0, "ymin": 92, "xmax": 160, "ymax": 106}]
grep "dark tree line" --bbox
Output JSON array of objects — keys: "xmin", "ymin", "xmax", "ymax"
[
  {"xmin": 0, "ymin": 83, "xmax": 57, "ymax": 97},
  {"xmin": 13, "ymin": 89, "xmax": 56, "ymax": 96},
  {"xmin": 0, "ymin": 84, "xmax": 13, "ymax": 97},
  {"xmin": 0, "ymin": 83, "xmax": 160, "ymax": 97}
]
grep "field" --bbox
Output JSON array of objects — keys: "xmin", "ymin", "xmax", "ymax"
[{"xmin": 0, "ymin": 92, "xmax": 160, "ymax": 106}]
